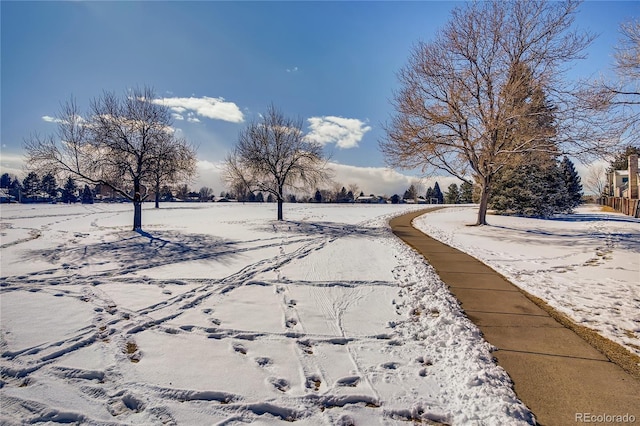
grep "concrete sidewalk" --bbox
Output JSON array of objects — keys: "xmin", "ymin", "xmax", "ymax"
[{"xmin": 390, "ymin": 209, "xmax": 640, "ymax": 426}]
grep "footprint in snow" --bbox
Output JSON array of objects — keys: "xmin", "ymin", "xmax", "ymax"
[
  {"xmin": 336, "ymin": 376, "xmax": 360, "ymax": 387},
  {"xmin": 233, "ymin": 343, "xmax": 247, "ymax": 355},
  {"xmin": 305, "ymin": 375, "xmax": 322, "ymax": 391},
  {"xmin": 381, "ymin": 362, "xmax": 400, "ymax": 370},
  {"xmin": 254, "ymin": 357, "xmax": 272, "ymax": 367},
  {"xmin": 269, "ymin": 377, "xmax": 290, "ymax": 392}
]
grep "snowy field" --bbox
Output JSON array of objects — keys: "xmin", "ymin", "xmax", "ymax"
[
  {"xmin": 0, "ymin": 203, "xmax": 533, "ymax": 425},
  {"xmin": 414, "ymin": 205, "xmax": 640, "ymax": 358}
]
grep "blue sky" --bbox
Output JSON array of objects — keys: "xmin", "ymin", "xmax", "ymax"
[{"xmin": 1, "ymin": 1, "xmax": 637, "ymax": 196}]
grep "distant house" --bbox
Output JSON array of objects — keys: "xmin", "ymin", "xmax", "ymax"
[
  {"xmin": 608, "ymin": 154, "xmax": 639, "ymax": 199},
  {"xmin": 355, "ymin": 195, "xmax": 387, "ymax": 204}
]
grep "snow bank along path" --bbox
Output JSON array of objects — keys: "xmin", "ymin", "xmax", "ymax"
[
  {"xmin": 1, "ymin": 203, "xmax": 533, "ymax": 424},
  {"xmin": 414, "ymin": 205, "xmax": 640, "ymax": 359}
]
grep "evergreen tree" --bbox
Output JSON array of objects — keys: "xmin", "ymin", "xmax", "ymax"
[
  {"xmin": 62, "ymin": 177, "xmax": 78, "ymax": 203},
  {"xmin": 81, "ymin": 185, "xmax": 94, "ymax": 204},
  {"xmin": 560, "ymin": 156, "xmax": 582, "ymax": 210},
  {"xmin": 1, "ymin": 173, "xmax": 12, "ymax": 188},
  {"xmin": 267, "ymin": 193, "xmax": 274, "ymax": 203},
  {"xmin": 314, "ymin": 189, "xmax": 322, "ymax": 203},
  {"xmin": 288, "ymin": 194, "xmax": 297, "ymax": 203},
  {"xmin": 338, "ymin": 187, "xmax": 348, "ymax": 203},
  {"xmin": 247, "ymin": 192, "xmax": 257, "ymax": 202},
  {"xmin": 607, "ymin": 145, "xmax": 640, "ymax": 172},
  {"xmin": 425, "ymin": 187, "xmax": 434, "ymax": 204},
  {"xmin": 459, "ymin": 181, "xmax": 473, "ymax": 203},
  {"xmin": 346, "ymin": 190, "xmax": 354, "ymax": 202},
  {"xmin": 403, "ymin": 184, "xmax": 417, "ymax": 201},
  {"xmin": 256, "ymin": 192, "xmax": 264, "ymax": 202},
  {"xmin": 390, "ymin": 194, "xmax": 401, "ymax": 204},
  {"xmin": 490, "ymin": 162, "xmax": 569, "ymax": 217},
  {"xmin": 22, "ymin": 172, "xmax": 41, "ymax": 198},
  {"xmin": 444, "ymin": 183, "xmax": 460, "ymax": 204},
  {"xmin": 41, "ymin": 173, "xmax": 58, "ymax": 198},
  {"xmin": 432, "ymin": 182, "xmax": 444, "ymax": 204}
]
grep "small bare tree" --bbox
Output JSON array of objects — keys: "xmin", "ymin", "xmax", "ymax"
[
  {"xmin": 584, "ymin": 162, "xmax": 608, "ymax": 196},
  {"xmin": 380, "ymin": 0, "xmax": 605, "ymax": 225},
  {"xmin": 224, "ymin": 105, "xmax": 329, "ymax": 220},
  {"xmin": 25, "ymin": 87, "xmax": 197, "ymax": 230},
  {"xmin": 150, "ymin": 133, "xmax": 197, "ymax": 208}
]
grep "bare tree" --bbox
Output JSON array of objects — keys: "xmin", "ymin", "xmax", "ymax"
[
  {"xmin": 199, "ymin": 186, "xmax": 213, "ymax": 201},
  {"xmin": 25, "ymin": 87, "xmax": 197, "ymax": 230},
  {"xmin": 380, "ymin": 1, "xmax": 602, "ymax": 225},
  {"xmin": 150, "ymin": 133, "xmax": 197, "ymax": 208},
  {"xmin": 581, "ymin": 19, "xmax": 640, "ymax": 142},
  {"xmin": 224, "ymin": 105, "xmax": 329, "ymax": 220},
  {"xmin": 584, "ymin": 162, "xmax": 608, "ymax": 196}
]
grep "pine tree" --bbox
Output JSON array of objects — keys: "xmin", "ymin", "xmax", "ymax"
[
  {"xmin": 41, "ymin": 173, "xmax": 58, "ymax": 198},
  {"xmin": 81, "ymin": 185, "xmax": 94, "ymax": 204},
  {"xmin": 62, "ymin": 177, "xmax": 78, "ymax": 203},
  {"xmin": 0, "ymin": 173, "xmax": 12, "ymax": 188},
  {"xmin": 256, "ymin": 192, "xmax": 264, "ymax": 202},
  {"xmin": 314, "ymin": 189, "xmax": 322, "ymax": 203},
  {"xmin": 337, "ymin": 187, "xmax": 348, "ymax": 203},
  {"xmin": 560, "ymin": 156, "xmax": 583, "ymax": 210},
  {"xmin": 22, "ymin": 172, "xmax": 41, "ymax": 198},
  {"xmin": 425, "ymin": 187, "xmax": 434, "ymax": 204},
  {"xmin": 607, "ymin": 145, "xmax": 640, "ymax": 172},
  {"xmin": 459, "ymin": 181, "xmax": 473, "ymax": 203},
  {"xmin": 445, "ymin": 183, "xmax": 460, "ymax": 204},
  {"xmin": 267, "ymin": 194, "xmax": 274, "ymax": 203},
  {"xmin": 432, "ymin": 182, "xmax": 444, "ymax": 204},
  {"xmin": 390, "ymin": 194, "xmax": 400, "ymax": 204},
  {"xmin": 490, "ymin": 162, "xmax": 570, "ymax": 218},
  {"xmin": 346, "ymin": 190, "xmax": 354, "ymax": 202},
  {"xmin": 403, "ymin": 184, "xmax": 417, "ymax": 201}
]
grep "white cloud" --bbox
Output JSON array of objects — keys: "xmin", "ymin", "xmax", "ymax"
[
  {"xmin": 193, "ymin": 159, "xmax": 226, "ymax": 192},
  {"xmin": 172, "ymin": 113, "xmax": 185, "ymax": 121},
  {"xmin": 187, "ymin": 117, "xmax": 201, "ymax": 123},
  {"xmin": 286, "ymin": 66, "xmax": 299, "ymax": 73},
  {"xmin": 305, "ymin": 116, "xmax": 372, "ymax": 149},
  {"xmin": 327, "ymin": 162, "xmax": 462, "ymax": 196},
  {"xmin": 0, "ymin": 152, "xmax": 26, "ymax": 178},
  {"xmin": 42, "ymin": 115, "xmax": 64, "ymax": 123},
  {"xmin": 154, "ymin": 96, "xmax": 244, "ymax": 123}
]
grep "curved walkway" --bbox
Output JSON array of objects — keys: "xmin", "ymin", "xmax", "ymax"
[{"xmin": 390, "ymin": 209, "xmax": 640, "ymax": 426}]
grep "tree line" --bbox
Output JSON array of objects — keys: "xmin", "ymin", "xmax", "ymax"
[{"xmin": 19, "ymin": 2, "xmax": 637, "ymax": 228}]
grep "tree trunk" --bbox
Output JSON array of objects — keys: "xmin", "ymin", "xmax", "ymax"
[
  {"xmin": 277, "ymin": 188, "xmax": 284, "ymax": 221},
  {"xmin": 133, "ymin": 182, "xmax": 143, "ymax": 231},
  {"xmin": 476, "ymin": 178, "xmax": 490, "ymax": 226},
  {"xmin": 154, "ymin": 183, "xmax": 160, "ymax": 209},
  {"xmin": 133, "ymin": 201, "xmax": 142, "ymax": 231}
]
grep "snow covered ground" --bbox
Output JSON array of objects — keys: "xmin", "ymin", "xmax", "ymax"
[
  {"xmin": 414, "ymin": 205, "xmax": 640, "ymax": 358},
  {"xmin": 0, "ymin": 203, "xmax": 533, "ymax": 425}
]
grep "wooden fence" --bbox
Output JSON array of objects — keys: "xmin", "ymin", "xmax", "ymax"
[{"xmin": 600, "ymin": 196, "xmax": 640, "ymax": 218}]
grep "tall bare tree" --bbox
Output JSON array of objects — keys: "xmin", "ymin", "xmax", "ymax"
[
  {"xmin": 25, "ymin": 87, "xmax": 197, "ymax": 230},
  {"xmin": 224, "ymin": 105, "xmax": 329, "ymax": 220},
  {"xmin": 380, "ymin": 0, "xmax": 601, "ymax": 225}
]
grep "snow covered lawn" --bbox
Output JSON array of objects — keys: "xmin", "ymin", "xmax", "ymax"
[
  {"xmin": 0, "ymin": 203, "xmax": 532, "ymax": 425},
  {"xmin": 414, "ymin": 205, "xmax": 640, "ymax": 358}
]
